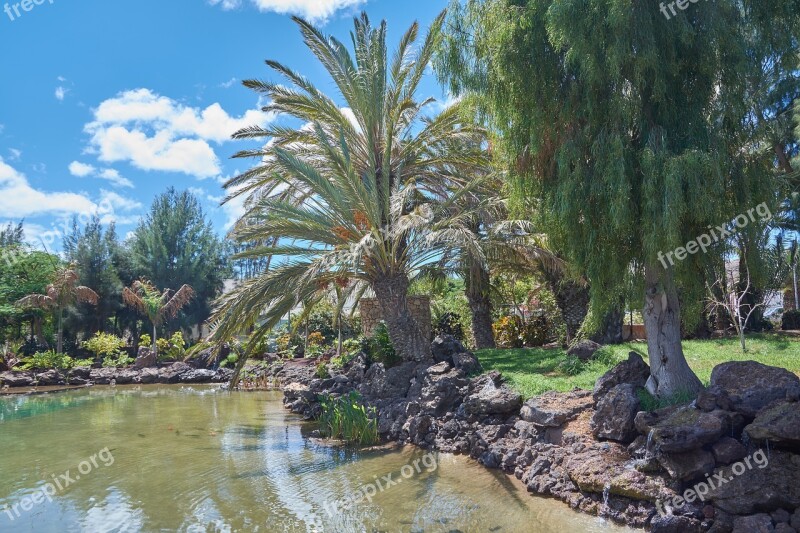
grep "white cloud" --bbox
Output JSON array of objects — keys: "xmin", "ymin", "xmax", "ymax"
[
  {"xmin": 55, "ymin": 87, "xmax": 67, "ymax": 101},
  {"xmin": 208, "ymin": 0, "xmax": 365, "ymax": 22},
  {"xmin": 84, "ymin": 88, "xmax": 272, "ymax": 179},
  {"xmin": 220, "ymin": 78, "xmax": 237, "ymax": 89},
  {"xmin": 0, "ymin": 157, "xmax": 96, "ymax": 218},
  {"xmin": 8, "ymin": 148, "xmax": 21, "ymax": 161},
  {"xmin": 69, "ymin": 161, "xmax": 134, "ymax": 188},
  {"xmin": 69, "ymin": 161, "xmax": 96, "ymax": 177}
]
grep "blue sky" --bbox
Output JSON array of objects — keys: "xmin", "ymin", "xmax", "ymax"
[{"xmin": 0, "ymin": 0, "xmax": 449, "ymax": 249}]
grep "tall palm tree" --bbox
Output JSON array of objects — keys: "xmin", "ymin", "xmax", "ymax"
[
  {"xmin": 122, "ymin": 279, "xmax": 194, "ymax": 358},
  {"xmin": 16, "ymin": 264, "xmax": 99, "ymax": 355},
  {"xmin": 210, "ymin": 12, "xmax": 490, "ymax": 366}
]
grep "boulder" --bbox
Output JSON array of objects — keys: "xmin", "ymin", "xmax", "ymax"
[
  {"xmin": 709, "ymin": 361, "xmax": 800, "ymax": 418},
  {"xmin": 792, "ymin": 509, "xmax": 800, "ymax": 530},
  {"xmin": 138, "ymin": 368, "xmax": 160, "ymax": 384},
  {"xmin": 591, "ymin": 383, "xmax": 640, "ymax": 443},
  {"xmin": 707, "ymin": 450, "xmax": 800, "ymax": 515},
  {"xmin": 564, "ymin": 442, "xmax": 629, "ymax": 493},
  {"xmin": 418, "ymin": 364, "xmax": 468, "ymax": 417},
  {"xmin": 158, "ymin": 362, "xmax": 194, "ymax": 384},
  {"xmin": 656, "ymin": 448, "xmax": 715, "ymax": 481},
  {"xmin": 567, "ymin": 339, "xmax": 602, "ymax": 362},
  {"xmin": 745, "ymin": 401, "xmax": 800, "ymax": 449},
  {"xmin": 431, "ymin": 335, "xmax": 465, "ymax": 364},
  {"xmin": 774, "ymin": 523, "xmax": 795, "ymax": 533},
  {"xmin": 712, "ymin": 437, "xmax": 748, "ymax": 465},
  {"xmin": 593, "ymin": 352, "xmax": 650, "ymax": 402},
  {"xmin": 732, "ymin": 514, "xmax": 774, "ymax": 533},
  {"xmin": 635, "ymin": 405, "xmax": 727, "ymax": 453},
  {"xmin": 452, "ymin": 352, "xmax": 482, "ymax": 375},
  {"xmin": 133, "ymin": 347, "xmax": 158, "ymax": 370},
  {"xmin": 651, "ymin": 515, "xmax": 705, "ymax": 533},
  {"xmin": 34, "ymin": 369, "xmax": 65, "ymax": 386},
  {"xmin": 359, "ymin": 362, "xmax": 415, "ymax": 400},
  {"xmin": 462, "ymin": 378, "xmax": 522, "ymax": 416},
  {"xmin": 0, "ymin": 371, "xmax": 33, "ymax": 387},
  {"xmin": 180, "ymin": 369, "xmax": 217, "ymax": 383},
  {"xmin": 521, "ymin": 389, "xmax": 593, "ymax": 427},
  {"xmin": 89, "ymin": 367, "xmax": 117, "ymax": 385}
]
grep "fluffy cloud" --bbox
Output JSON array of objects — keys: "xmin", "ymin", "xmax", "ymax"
[
  {"xmin": 69, "ymin": 161, "xmax": 134, "ymax": 188},
  {"xmin": 208, "ymin": 0, "xmax": 365, "ymax": 22},
  {"xmin": 0, "ymin": 158, "xmax": 140, "ymax": 231},
  {"xmin": 84, "ymin": 88, "xmax": 271, "ymax": 179}
]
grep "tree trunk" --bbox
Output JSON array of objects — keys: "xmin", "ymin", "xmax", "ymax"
[
  {"xmin": 643, "ymin": 264, "xmax": 703, "ymax": 398},
  {"xmin": 152, "ymin": 323, "xmax": 158, "ymax": 358},
  {"xmin": 541, "ymin": 269, "xmax": 590, "ymax": 345},
  {"xmin": 591, "ymin": 304, "xmax": 624, "ymax": 345},
  {"xmin": 57, "ymin": 308, "xmax": 64, "ymax": 355},
  {"xmin": 465, "ymin": 258, "xmax": 496, "ymax": 349},
  {"xmin": 372, "ymin": 273, "xmax": 431, "ymax": 362}
]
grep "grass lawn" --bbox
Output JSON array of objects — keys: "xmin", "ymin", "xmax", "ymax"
[{"xmin": 475, "ymin": 333, "xmax": 800, "ymax": 400}]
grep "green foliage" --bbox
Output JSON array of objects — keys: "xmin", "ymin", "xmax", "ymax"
[
  {"xmin": 83, "ymin": 332, "xmax": 126, "ymax": 359},
  {"xmin": 130, "ymin": 188, "xmax": 230, "ymax": 330},
  {"xmin": 155, "ymin": 332, "xmax": 187, "ymax": 361},
  {"xmin": 433, "ymin": 312, "xmax": 465, "ymax": 341},
  {"xmin": 102, "ymin": 352, "xmax": 134, "ymax": 368},
  {"xmin": 637, "ymin": 388, "xmax": 696, "ymax": 412},
  {"xmin": 329, "ymin": 338, "xmax": 363, "ymax": 371},
  {"xmin": 222, "ymin": 353, "xmax": 239, "ymax": 369},
  {"xmin": 139, "ymin": 333, "xmax": 152, "ymax": 347},
  {"xmin": 317, "ymin": 391, "xmax": 379, "ymax": 445},
  {"xmin": 492, "ymin": 315, "xmax": 524, "ymax": 348},
  {"xmin": 558, "ymin": 354, "xmax": 585, "ymax": 376},
  {"xmin": 363, "ymin": 323, "xmax": 401, "ymax": 368},
  {"xmin": 315, "ymin": 360, "xmax": 330, "ymax": 379},
  {"xmin": 276, "ymin": 333, "xmax": 301, "ymax": 359},
  {"xmin": 290, "ymin": 301, "xmax": 359, "ymax": 345},
  {"xmin": 20, "ymin": 351, "xmax": 74, "ymax": 371},
  {"xmin": 781, "ymin": 310, "xmax": 800, "ymax": 331},
  {"xmin": 0, "ymin": 245, "xmax": 59, "ymax": 343}
]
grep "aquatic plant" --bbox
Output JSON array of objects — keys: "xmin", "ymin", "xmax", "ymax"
[{"xmin": 317, "ymin": 391, "xmax": 379, "ymax": 445}]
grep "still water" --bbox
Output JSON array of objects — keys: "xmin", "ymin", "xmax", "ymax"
[{"xmin": 0, "ymin": 386, "xmax": 632, "ymax": 532}]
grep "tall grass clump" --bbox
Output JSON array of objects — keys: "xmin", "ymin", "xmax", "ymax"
[{"xmin": 317, "ymin": 391, "xmax": 379, "ymax": 445}]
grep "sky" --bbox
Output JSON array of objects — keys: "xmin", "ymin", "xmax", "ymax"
[{"xmin": 0, "ymin": 0, "xmax": 450, "ymax": 249}]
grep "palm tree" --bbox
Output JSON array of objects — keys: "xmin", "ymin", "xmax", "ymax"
[
  {"xmin": 210, "ymin": 13, "xmax": 490, "ymax": 366},
  {"xmin": 122, "ymin": 279, "xmax": 194, "ymax": 358},
  {"xmin": 16, "ymin": 264, "xmax": 99, "ymax": 355}
]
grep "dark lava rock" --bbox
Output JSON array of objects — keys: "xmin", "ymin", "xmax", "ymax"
[
  {"xmin": 89, "ymin": 367, "xmax": 117, "ymax": 385},
  {"xmin": 593, "ymin": 351, "xmax": 650, "ymax": 402},
  {"xmin": 635, "ymin": 405, "xmax": 728, "ymax": 453},
  {"xmin": 591, "ymin": 383, "xmax": 640, "ymax": 443},
  {"xmin": 462, "ymin": 377, "xmax": 522, "ymax": 416},
  {"xmin": 707, "ymin": 450, "xmax": 800, "ymax": 515},
  {"xmin": 711, "ymin": 437, "xmax": 748, "ymax": 465},
  {"xmin": 0, "ymin": 371, "xmax": 33, "ymax": 387},
  {"xmin": 709, "ymin": 361, "xmax": 800, "ymax": 418},
  {"xmin": 521, "ymin": 389, "xmax": 593, "ymax": 427},
  {"xmin": 180, "ymin": 369, "xmax": 217, "ymax": 383},
  {"xmin": 650, "ymin": 514, "xmax": 705, "ymax": 533},
  {"xmin": 452, "ymin": 352, "xmax": 482, "ymax": 375},
  {"xmin": 732, "ymin": 514, "xmax": 775, "ymax": 533},
  {"xmin": 567, "ymin": 339, "xmax": 602, "ymax": 362},
  {"xmin": 431, "ymin": 335, "xmax": 466, "ymax": 364},
  {"xmin": 133, "ymin": 347, "xmax": 157, "ymax": 369},
  {"xmin": 158, "ymin": 362, "xmax": 193, "ymax": 384},
  {"xmin": 656, "ymin": 448, "xmax": 715, "ymax": 481},
  {"xmin": 745, "ymin": 401, "xmax": 800, "ymax": 448},
  {"xmin": 360, "ymin": 362, "xmax": 415, "ymax": 399},
  {"xmin": 34, "ymin": 369, "xmax": 65, "ymax": 386},
  {"xmin": 792, "ymin": 509, "xmax": 800, "ymax": 530}
]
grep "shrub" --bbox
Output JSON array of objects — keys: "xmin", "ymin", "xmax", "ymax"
[
  {"xmin": 317, "ymin": 391, "xmax": 379, "ymax": 445},
  {"xmin": 782, "ymin": 310, "xmax": 800, "ymax": 330},
  {"xmin": 139, "ymin": 334, "xmax": 152, "ymax": 347},
  {"xmin": 493, "ymin": 315, "xmax": 524, "ymax": 348},
  {"xmin": 315, "ymin": 360, "xmax": 330, "ymax": 379},
  {"xmin": 363, "ymin": 322, "xmax": 401, "ymax": 367},
  {"xmin": 102, "ymin": 352, "xmax": 135, "ymax": 368},
  {"xmin": 558, "ymin": 354, "xmax": 585, "ymax": 376},
  {"xmin": 521, "ymin": 316, "xmax": 551, "ymax": 347},
  {"xmin": 156, "ymin": 332, "xmax": 187, "ymax": 361},
  {"xmin": 307, "ymin": 331, "xmax": 325, "ymax": 347},
  {"xmin": 637, "ymin": 388, "xmax": 696, "ymax": 412},
  {"xmin": 222, "ymin": 353, "xmax": 239, "ymax": 368},
  {"xmin": 276, "ymin": 333, "xmax": 301, "ymax": 358},
  {"xmin": 329, "ymin": 338, "xmax": 363, "ymax": 370},
  {"xmin": 433, "ymin": 312, "xmax": 465, "ymax": 340},
  {"xmin": 20, "ymin": 351, "xmax": 74, "ymax": 371},
  {"xmin": 83, "ymin": 332, "xmax": 126, "ymax": 361}
]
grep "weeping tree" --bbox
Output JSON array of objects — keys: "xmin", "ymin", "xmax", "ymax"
[
  {"xmin": 16, "ymin": 264, "xmax": 99, "ymax": 355},
  {"xmin": 436, "ymin": 0, "xmax": 797, "ymax": 397},
  {"xmin": 122, "ymin": 279, "xmax": 194, "ymax": 358},
  {"xmin": 209, "ymin": 12, "xmax": 490, "ymax": 376}
]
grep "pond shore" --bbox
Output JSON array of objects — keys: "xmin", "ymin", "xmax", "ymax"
[
  {"xmin": 253, "ymin": 336, "xmax": 800, "ymax": 533},
  {"xmin": 0, "ymin": 362, "xmax": 232, "ymax": 393}
]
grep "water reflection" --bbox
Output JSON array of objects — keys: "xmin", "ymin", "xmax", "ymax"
[{"xmin": 0, "ymin": 386, "xmax": 631, "ymax": 532}]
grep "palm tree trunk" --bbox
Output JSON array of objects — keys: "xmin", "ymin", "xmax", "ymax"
[
  {"xmin": 57, "ymin": 307, "xmax": 64, "ymax": 355},
  {"xmin": 372, "ymin": 273, "xmax": 431, "ymax": 362},
  {"xmin": 541, "ymin": 269, "xmax": 590, "ymax": 345},
  {"xmin": 152, "ymin": 323, "xmax": 158, "ymax": 358},
  {"xmin": 643, "ymin": 264, "xmax": 703, "ymax": 398},
  {"xmin": 465, "ymin": 259, "xmax": 495, "ymax": 349}
]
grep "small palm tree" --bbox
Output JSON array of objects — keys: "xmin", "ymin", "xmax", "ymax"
[
  {"xmin": 211, "ymin": 13, "xmax": 490, "ymax": 367},
  {"xmin": 16, "ymin": 264, "xmax": 99, "ymax": 355},
  {"xmin": 122, "ymin": 279, "xmax": 194, "ymax": 357}
]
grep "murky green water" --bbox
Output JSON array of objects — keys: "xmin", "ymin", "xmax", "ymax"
[{"xmin": 0, "ymin": 386, "xmax": 631, "ymax": 532}]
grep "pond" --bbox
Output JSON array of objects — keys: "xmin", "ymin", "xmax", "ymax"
[{"xmin": 0, "ymin": 386, "xmax": 633, "ymax": 532}]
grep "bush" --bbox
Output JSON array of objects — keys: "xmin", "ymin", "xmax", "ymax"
[
  {"xmin": 317, "ymin": 391, "xmax": 379, "ymax": 445},
  {"xmin": 782, "ymin": 310, "xmax": 800, "ymax": 330},
  {"xmin": 102, "ymin": 352, "xmax": 135, "ymax": 368},
  {"xmin": 493, "ymin": 315, "xmax": 524, "ymax": 348},
  {"xmin": 521, "ymin": 316, "xmax": 551, "ymax": 347},
  {"xmin": 83, "ymin": 332, "xmax": 126, "ymax": 361},
  {"xmin": 558, "ymin": 354, "xmax": 585, "ymax": 376},
  {"xmin": 362, "ymin": 322, "xmax": 401, "ymax": 367},
  {"xmin": 315, "ymin": 360, "xmax": 330, "ymax": 379},
  {"xmin": 433, "ymin": 312, "xmax": 465, "ymax": 340},
  {"xmin": 329, "ymin": 338, "xmax": 362, "ymax": 370},
  {"xmin": 20, "ymin": 351, "xmax": 74, "ymax": 371},
  {"xmin": 222, "ymin": 353, "xmax": 239, "ymax": 369},
  {"xmin": 276, "ymin": 333, "xmax": 301, "ymax": 358},
  {"xmin": 156, "ymin": 332, "xmax": 187, "ymax": 361},
  {"xmin": 139, "ymin": 334, "xmax": 151, "ymax": 347}
]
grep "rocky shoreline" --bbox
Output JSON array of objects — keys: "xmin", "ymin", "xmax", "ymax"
[
  {"xmin": 0, "ymin": 362, "xmax": 233, "ymax": 390},
  {"xmin": 262, "ymin": 336, "xmax": 800, "ymax": 532}
]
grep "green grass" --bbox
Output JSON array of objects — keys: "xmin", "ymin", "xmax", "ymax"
[{"xmin": 476, "ymin": 333, "xmax": 800, "ymax": 399}]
